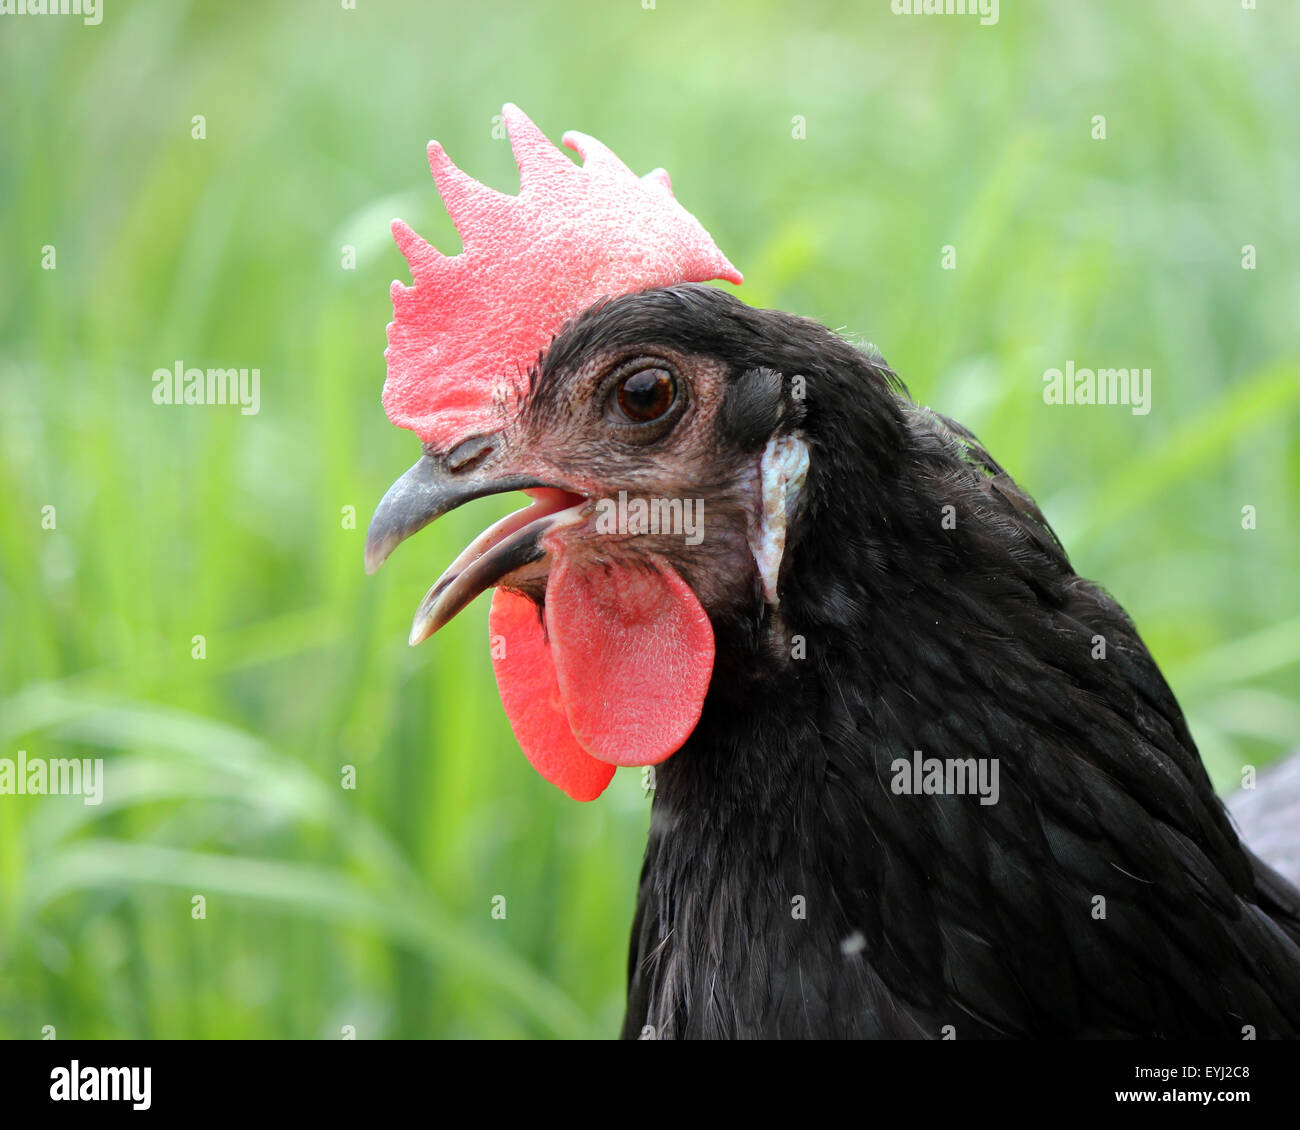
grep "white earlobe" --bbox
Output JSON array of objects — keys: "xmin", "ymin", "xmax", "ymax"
[{"xmin": 749, "ymin": 434, "xmax": 809, "ymax": 607}]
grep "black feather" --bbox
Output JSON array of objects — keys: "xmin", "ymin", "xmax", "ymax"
[{"xmin": 542, "ymin": 284, "xmax": 1300, "ymax": 1040}]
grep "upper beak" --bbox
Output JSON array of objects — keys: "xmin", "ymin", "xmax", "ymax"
[
  {"xmin": 365, "ymin": 444, "xmax": 587, "ymax": 645},
  {"xmin": 364, "ymin": 445, "xmax": 543, "ymax": 576}
]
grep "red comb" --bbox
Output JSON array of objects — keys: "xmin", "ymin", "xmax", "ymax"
[{"xmin": 383, "ymin": 103, "xmax": 742, "ymax": 448}]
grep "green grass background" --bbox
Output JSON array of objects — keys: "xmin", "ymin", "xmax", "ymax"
[{"xmin": 1, "ymin": 0, "xmax": 1297, "ymax": 1039}]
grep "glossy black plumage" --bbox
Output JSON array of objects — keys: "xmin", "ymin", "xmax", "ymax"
[{"xmin": 533, "ymin": 284, "xmax": 1300, "ymax": 1039}]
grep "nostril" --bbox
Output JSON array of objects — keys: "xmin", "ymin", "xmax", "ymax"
[{"xmin": 444, "ymin": 433, "xmax": 499, "ymax": 474}]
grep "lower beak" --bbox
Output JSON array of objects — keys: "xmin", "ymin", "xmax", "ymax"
[{"xmin": 365, "ymin": 454, "xmax": 586, "ymax": 645}]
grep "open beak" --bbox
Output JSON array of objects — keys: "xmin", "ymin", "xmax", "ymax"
[{"xmin": 365, "ymin": 449, "xmax": 587, "ymax": 645}]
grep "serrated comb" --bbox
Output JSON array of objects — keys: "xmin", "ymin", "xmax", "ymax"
[{"xmin": 383, "ymin": 103, "xmax": 742, "ymax": 449}]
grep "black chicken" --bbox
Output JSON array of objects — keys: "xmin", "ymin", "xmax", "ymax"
[{"xmin": 366, "ymin": 107, "xmax": 1300, "ymax": 1039}]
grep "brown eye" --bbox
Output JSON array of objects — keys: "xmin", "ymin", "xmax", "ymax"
[{"xmin": 616, "ymin": 368, "xmax": 676, "ymax": 422}]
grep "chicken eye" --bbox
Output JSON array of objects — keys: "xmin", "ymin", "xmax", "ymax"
[{"xmin": 615, "ymin": 368, "xmax": 676, "ymax": 422}]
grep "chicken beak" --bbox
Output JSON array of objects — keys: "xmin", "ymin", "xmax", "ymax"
[
  {"xmin": 364, "ymin": 450, "xmax": 541, "ymax": 576},
  {"xmin": 365, "ymin": 449, "xmax": 588, "ymax": 645}
]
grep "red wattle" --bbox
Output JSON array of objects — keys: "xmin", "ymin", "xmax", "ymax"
[
  {"xmin": 489, "ymin": 588, "xmax": 615, "ymax": 801},
  {"xmin": 546, "ymin": 555, "xmax": 715, "ymax": 767}
]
